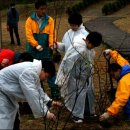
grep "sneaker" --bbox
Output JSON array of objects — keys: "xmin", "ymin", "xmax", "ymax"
[{"xmin": 72, "ymin": 116, "xmax": 83, "ymax": 123}]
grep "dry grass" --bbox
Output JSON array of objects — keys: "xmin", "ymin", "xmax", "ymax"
[
  {"xmin": 1, "ymin": 1, "xmax": 130, "ymax": 129},
  {"xmin": 111, "ymin": 4, "xmax": 130, "ymax": 33}
]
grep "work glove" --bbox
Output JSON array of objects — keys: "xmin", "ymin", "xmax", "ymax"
[
  {"xmin": 103, "ymin": 49, "xmax": 112, "ymax": 55},
  {"xmin": 53, "ymin": 42, "xmax": 58, "ymax": 49},
  {"xmin": 99, "ymin": 112, "xmax": 110, "ymax": 121},
  {"xmin": 36, "ymin": 45, "xmax": 43, "ymax": 51}
]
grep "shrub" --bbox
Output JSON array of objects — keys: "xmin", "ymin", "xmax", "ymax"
[
  {"xmin": 102, "ymin": 0, "xmax": 130, "ymax": 15},
  {"xmin": 66, "ymin": 0, "xmax": 101, "ymax": 15}
]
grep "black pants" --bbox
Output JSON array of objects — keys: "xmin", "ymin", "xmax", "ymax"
[
  {"xmin": 9, "ymin": 25, "xmax": 20, "ymax": 45},
  {"xmin": 13, "ymin": 112, "xmax": 20, "ymax": 130}
]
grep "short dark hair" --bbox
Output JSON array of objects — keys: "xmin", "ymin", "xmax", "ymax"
[
  {"xmin": 68, "ymin": 13, "xmax": 82, "ymax": 26},
  {"xmin": 18, "ymin": 52, "xmax": 33, "ymax": 62},
  {"xmin": 35, "ymin": 0, "xmax": 47, "ymax": 9},
  {"xmin": 87, "ymin": 31, "xmax": 102, "ymax": 47},
  {"xmin": 10, "ymin": 3, "xmax": 15, "ymax": 7},
  {"xmin": 108, "ymin": 63, "xmax": 121, "ymax": 73},
  {"xmin": 42, "ymin": 61, "xmax": 56, "ymax": 77}
]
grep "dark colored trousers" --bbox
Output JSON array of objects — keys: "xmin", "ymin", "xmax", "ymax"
[
  {"xmin": 9, "ymin": 25, "xmax": 20, "ymax": 45},
  {"xmin": 47, "ymin": 75, "xmax": 60, "ymax": 100},
  {"xmin": 13, "ymin": 112, "xmax": 20, "ymax": 130}
]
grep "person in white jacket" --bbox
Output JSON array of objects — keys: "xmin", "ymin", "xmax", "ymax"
[
  {"xmin": 0, "ymin": 59, "xmax": 61, "ymax": 129},
  {"xmin": 55, "ymin": 32, "xmax": 102, "ymax": 123},
  {"xmin": 56, "ymin": 13, "xmax": 89, "ymax": 53}
]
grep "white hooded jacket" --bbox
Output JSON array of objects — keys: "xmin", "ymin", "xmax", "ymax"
[
  {"xmin": 58, "ymin": 24, "xmax": 89, "ymax": 53},
  {"xmin": 55, "ymin": 34, "xmax": 95, "ymax": 118}
]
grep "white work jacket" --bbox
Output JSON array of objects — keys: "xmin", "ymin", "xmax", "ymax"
[
  {"xmin": 56, "ymin": 34, "xmax": 95, "ymax": 118},
  {"xmin": 0, "ymin": 60, "xmax": 50, "ymax": 129}
]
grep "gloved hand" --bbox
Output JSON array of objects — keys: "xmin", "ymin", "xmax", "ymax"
[
  {"xmin": 99, "ymin": 112, "xmax": 110, "ymax": 121},
  {"xmin": 103, "ymin": 49, "xmax": 112, "ymax": 55},
  {"xmin": 36, "ymin": 45, "xmax": 43, "ymax": 51},
  {"xmin": 53, "ymin": 42, "xmax": 58, "ymax": 49}
]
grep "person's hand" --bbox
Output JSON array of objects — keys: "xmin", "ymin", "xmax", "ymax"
[
  {"xmin": 46, "ymin": 111, "xmax": 56, "ymax": 121},
  {"xmin": 53, "ymin": 42, "xmax": 58, "ymax": 49},
  {"xmin": 1, "ymin": 59, "xmax": 9, "ymax": 68},
  {"xmin": 99, "ymin": 112, "xmax": 110, "ymax": 121},
  {"xmin": 52, "ymin": 101, "xmax": 63, "ymax": 108},
  {"xmin": 36, "ymin": 45, "xmax": 43, "ymax": 51},
  {"xmin": 103, "ymin": 49, "xmax": 112, "ymax": 55}
]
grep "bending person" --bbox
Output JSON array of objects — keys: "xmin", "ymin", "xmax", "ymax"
[
  {"xmin": 100, "ymin": 49, "xmax": 130, "ymax": 121},
  {"xmin": 0, "ymin": 59, "xmax": 62, "ymax": 129}
]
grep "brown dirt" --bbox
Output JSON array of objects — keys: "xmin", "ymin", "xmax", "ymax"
[{"xmin": 1, "ymin": 1, "xmax": 130, "ymax": 129}]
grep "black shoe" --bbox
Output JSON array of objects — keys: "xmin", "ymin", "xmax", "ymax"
[
  {"xmin": 10, "ymin": 42, "xmax": 15, "ymax": 44},
  {"xmin": 71, "ymin": 115, "xmax": 83, "ymax": 123},
  {"xmin": 85, "ymin": 114, "xmax": 97, "ymax": 118}
]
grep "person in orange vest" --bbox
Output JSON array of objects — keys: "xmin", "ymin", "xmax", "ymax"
[
  {"xmin": 25, "ymin": 0, "xmax": 60, "ymax": 100},
  {"xmin": 100, "ymin": 49, "xmax": 130, "ymax": 121}
]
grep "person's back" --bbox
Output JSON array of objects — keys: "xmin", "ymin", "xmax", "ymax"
[{"xmin": 0, "ymin": 62, "xmax": 34, "ymax": 98}]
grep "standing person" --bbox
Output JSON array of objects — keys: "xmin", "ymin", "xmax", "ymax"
[
  {"xmin": 56, "ymin": 13, "xmax": 89, "ymax": 53},
  {"xmin": 7, "ymin": 3, "xmax": 21, "ymax": 45},
  {"xmin": 25, "ymin": 0, "xmax": 60, "ymax": 100},
  {"xmin": 0, "ymin": 59, "xmax": 62, "ymax": 129},
  {"xmin": 100, "ymin": 49, "xmax": 130, "ymax": 121},
  {"xmin": 55, "ymin": 32, "xmax": 102, "ymax": 123},
  {"xmin": 55, "ymin": 13, "xmax": 95, "ymax": 118}
]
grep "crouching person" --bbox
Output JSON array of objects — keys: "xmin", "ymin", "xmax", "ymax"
[
  {"xmin": 0, "ymin": 59, "xmax": 62, "ymax": 129},
  {"xmin": 100, "ymin": 49, "xmax": 130, "ymax": 121}
]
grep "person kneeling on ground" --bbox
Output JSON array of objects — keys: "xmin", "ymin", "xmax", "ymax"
[
  {"xmin": 100, "ymin": 49, "xmax": 130, "ymax": 121},
  {"xmin": 0, "ymin": 59, "xmax": 62, "ymax": 129},
  {"xmin": 0, "ymin": 48, "xmax": 33, "ymax": 69}
]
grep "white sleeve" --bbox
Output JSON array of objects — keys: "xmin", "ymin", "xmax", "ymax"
[
  {"xmin": 57, "ymin": 42, "xmax": 65, "ymax": 52},
  {"xmin": 19, "ymin": 68, "xmax": 50, "ymax": 118}
]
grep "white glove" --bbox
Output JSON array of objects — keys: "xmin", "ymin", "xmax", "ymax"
[
  {"xmin": 99, "ymin": 112, "xmax": 110, "ymax": 121},
  {"xmin": 36, "ymin": 45, "xmax": 43, "ymax": 51},
  {"xmin": 53, "ymin": 42, "xmax": 58, "ymax": 49},
  {"xmin": 104, "ymin": 49, "xmax": 112, "ymax": 55}
]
